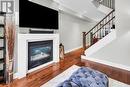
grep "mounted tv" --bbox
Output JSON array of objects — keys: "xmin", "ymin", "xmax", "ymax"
[{"xmin": 19, "ymin": 0, "xmax": 58, "ymax": 29}]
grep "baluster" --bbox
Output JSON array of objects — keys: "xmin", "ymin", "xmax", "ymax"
[
  {"xmin": 111, "ymin": 12, "xmax": 113, "ymax": 29},
  {"xmin": 98, "ymin": 30, "xmax": 100, "ymax": 40},
  {"xmin": 97, "ymin": 30, "xmax": 99, "ymax": 40},
  {"xmin": 101, "ymin": 29, "xmax": 103, "ymax": 39},
  {"xmin": 98, "ymin": 25, "xmax": 100, "ymax": 39},
  {"xmin": 102, "ymin": 20, "xmax": 104, "ymax": 37},
  {"xmin": 93, "ymin": 33, "xmax": 95, "ymax": 44},
  {"xmin": 88, "ymin": 33, "xmax": 90, "ymax": 46},
  {"xmin": 88, "ymin": 34, "xmax": 90, "ymax": 47},
  {"xmin": 110, "ymin": 15, "xmax": 112, "ymax": 32},
  {"xmin": 100, "ymin": 23, "xmax": 102, "ymax": 38},
  {"xmin": 83, "ymin": 32, "xmax": 86, "ymax": 50},
  {"xmin": 104, "ymin": 19, "xmax": 106, "ymax": 37},
  {"xmin": 111, "ymin": 12, "xmax": 113, "ymax": 31},
  {"xmin": 96, "ymin": 25, "xmax": 98, "ymax": 38},
  {"xmin": 108, "ymin": 15, "xmax": 111, "ymax": 33},
  {"xmin": 90, "ymin": 32, "xmax": 93, "ymax": 45},
  {"xmin": 105, "ymin": 17, "xmax": 107, "ymax": 36}
]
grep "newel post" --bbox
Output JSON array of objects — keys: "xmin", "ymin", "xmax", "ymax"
[{"xmin": 83, "ymin": 32, "xmax": 86, "ymax": 50}]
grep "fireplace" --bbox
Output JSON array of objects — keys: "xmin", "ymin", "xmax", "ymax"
[
  {"xmin": 17, "ymin": 34, "xmax": 59, "ymax": 78},
  {"xmin": 28, "ymin": 40, "xmax": 53, "ymax": 70}
]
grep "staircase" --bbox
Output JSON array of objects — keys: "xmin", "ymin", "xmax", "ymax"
[
  {"xmin": 82, "ymin": 0, "xmax": 115, "ymax": 56},
  {"xmin": 82, "ymin": 0, "xmax": 115, "ymax": 51},
  {"xmin": 83, "ymin": 9, "xmax": 115, "ymax": 50}
]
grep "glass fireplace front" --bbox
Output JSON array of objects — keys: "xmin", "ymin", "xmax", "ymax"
[{"xmin": 28, "ymin": 40, "xmax": 53, "ymax": 70}]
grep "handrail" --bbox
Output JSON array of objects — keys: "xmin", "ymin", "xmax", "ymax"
[
  {"xmin": 83, "ymin": 9, "xmax": 115, "ymax": 50},
  {"xmin": 93, "ymin": 16, "xmax": 115, "ymax": 35},
  {"xmin": 85, "ymin": 9, "xmax": 115, "ymax": 36}
]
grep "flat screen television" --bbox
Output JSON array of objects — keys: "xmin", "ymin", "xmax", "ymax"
[{"xmin": 19, "ymin": 0, "xmax": 58, "ymax": 29}]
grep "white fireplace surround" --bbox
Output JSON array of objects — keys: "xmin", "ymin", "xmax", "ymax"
[{"xmin": 17, "ymin": 34, "xmax": 59, "ymax": 79}]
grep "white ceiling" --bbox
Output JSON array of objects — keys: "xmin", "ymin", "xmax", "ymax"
[{"xmin": 53, "ymin": 0, "xmax": 106, "ymax": 21}]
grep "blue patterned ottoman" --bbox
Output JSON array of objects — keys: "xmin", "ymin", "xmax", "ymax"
[{"xmin": 57, "ymin": 67, "xmax": 108, "ymax": 87}]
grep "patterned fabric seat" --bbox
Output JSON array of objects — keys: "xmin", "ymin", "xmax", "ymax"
[{"xmin": 57, "ymin": 67, "xmax": 108, "ymax": 87}]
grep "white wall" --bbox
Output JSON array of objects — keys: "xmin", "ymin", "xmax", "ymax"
[
  {"xmin": 116, "ymin": 0, "xmax": 130, "ymax": 37},
  {"xmin": 86, "ymin": 0, "xmax": 130, "ymax": 69},
  {"xmin": 59, "ymin": 12, "xmax": 95, "ymax": 52}
]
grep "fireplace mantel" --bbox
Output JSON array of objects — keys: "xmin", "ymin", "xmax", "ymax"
[{"xmin": 17, "ymin": 34, "xmax": 59, "ymax": 79}]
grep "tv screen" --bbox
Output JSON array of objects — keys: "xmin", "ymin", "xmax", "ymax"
[{"xmin": 19, "ymin": 0, "xmax": 58, "ymax": 29}]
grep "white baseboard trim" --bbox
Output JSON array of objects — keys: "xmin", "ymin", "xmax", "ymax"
[
  {"xmin": 81, "ymin": 55, "xmax": 130, "ymax": 71},
  {"xmin": 13, "ymin": 72, "xmax": 19, "ymax": 79},
  {"xmin": 65, "ymin": 46, "xmax": 82, "ymax": 54}
]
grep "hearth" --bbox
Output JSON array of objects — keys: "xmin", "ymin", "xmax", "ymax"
[{"xmin": 28, "ymin": 40, "xmax": 53, "ymax": 70}]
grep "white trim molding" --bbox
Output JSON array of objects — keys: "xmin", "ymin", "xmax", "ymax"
[
  {"xmin": 65, "ymin": 46, "xmax": 82, "ymax": 54},
  {"xmin": 17, "ymin": 34, "xmax": 59, "ymax": 79},
  {"xmin": 81, "ymin": 55, "xmax": 130, "ymax": 71},
  {"xmin": 13, "ymin": 72, "xmax": 19, "ymax": 79}
]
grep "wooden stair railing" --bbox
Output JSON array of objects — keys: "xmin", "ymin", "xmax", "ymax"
[{"xmin": 83, "ymin": 9, "xmax": 115, "ymax": 50}]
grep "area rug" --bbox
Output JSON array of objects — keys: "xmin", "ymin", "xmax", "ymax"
[{"xmin": 41, "ymin": 65, "xmax": 130, "ymax": 87}]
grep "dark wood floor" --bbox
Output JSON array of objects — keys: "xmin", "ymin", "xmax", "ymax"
[
  {"xmin": 0, "ymin": 48, "xmax": 130, "ymax": 87},
  {"xmin": 0, "ymin": 48, "xmax": 84, "ymax": 87}
]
